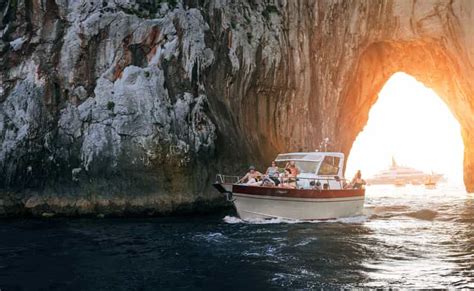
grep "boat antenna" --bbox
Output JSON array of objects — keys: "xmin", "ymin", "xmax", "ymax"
[
  {"xmin": 319, "ymin": 138, "xmax": 330, "ymax": 152},
  {"xmin": 391, "ymin": 156, "xmax": 397, "ymax": 168}
]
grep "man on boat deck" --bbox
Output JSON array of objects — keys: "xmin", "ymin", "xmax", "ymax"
[
  {"xmin": 239, "ymin": 166, "xmax": 263, "ymax": 185},
  {"xmin": 265, "ymin": 161, "xmax": 280, "ymax": 186}
]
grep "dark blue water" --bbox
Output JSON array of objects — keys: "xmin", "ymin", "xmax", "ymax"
[{"xmin": 1, "ymin": 185, "xmax": 473, "ymax": 289}]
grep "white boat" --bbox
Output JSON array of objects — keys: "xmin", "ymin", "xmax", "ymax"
[
  {"xmin": 366, "ymin": 157, "xmax": 443, "ymax": 186},
  {"xmin": 213, "ymin": 152, "xmax": 365, "ymax": 220}
]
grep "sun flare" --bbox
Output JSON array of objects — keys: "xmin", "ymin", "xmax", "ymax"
[{"xmin": 345, "ymin": 72, "xmax": 464, "ymax": 185}]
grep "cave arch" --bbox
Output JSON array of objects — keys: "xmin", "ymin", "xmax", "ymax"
[
  {"xmin": 335, "ymin": 41, "xmax": 474, "ymax": 191},
  {"xmin": 344, "ymin": 72, "xmax": 464, "ymax": 184}
]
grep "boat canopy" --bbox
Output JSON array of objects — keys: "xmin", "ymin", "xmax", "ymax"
[{"xmin": 275, "ymin": 152, "xmax": 344, "ymax": 162}]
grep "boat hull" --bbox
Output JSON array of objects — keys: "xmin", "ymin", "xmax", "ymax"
[{"xmin": 231, "ymin": 185, "xmax": 365, "ymax": 220}]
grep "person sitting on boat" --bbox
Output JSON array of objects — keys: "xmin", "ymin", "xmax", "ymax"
[
  {"xmin": 265, "ymin": 161, "xmax": 280, "ymax": 186},
  {"xmin": 350, "ymin": 170, "xmax": 366, "ymax": 189},
  {"xmin": 239, "ymin": 166, "xmax": 263, "ymax": 185},
  {"xmin": 285, "ymin": 160, "xmax": 300, "ymax": 177},
  {"xmin": 284, "ymin": 161, "xmax": 299, "ymax": 186},
  {"xmin": 279, "ymin": 168, "xmax": 296, "ymax": 189},
  {"xmin": 260, "ymin": 177, "xmax": 276, "ymax": 187}
]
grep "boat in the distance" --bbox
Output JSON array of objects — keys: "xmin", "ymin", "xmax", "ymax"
[
  {"xmin": 213, "ymin": 151, "xmax": 365, "ymax": 220},
  {"xmin": 366, "ymin": 157, "xmax": 443, "ymax": 186},
  {"xmin": 424, "ymin": 176, "xmax": 437, "ymax": 189},
  {"xmin": 394, "ymin": 180, "xmax": 406, "ymax": 187}
]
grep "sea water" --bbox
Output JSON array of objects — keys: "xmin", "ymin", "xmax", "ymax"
[{"xmin": 0, "ymin": 184, "xmax": 472, "ymax": 289}]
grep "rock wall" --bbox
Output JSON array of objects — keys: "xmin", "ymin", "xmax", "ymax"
[{"xmin": 0, "ymin": 0, "xmax": 473, "ymax": 216}]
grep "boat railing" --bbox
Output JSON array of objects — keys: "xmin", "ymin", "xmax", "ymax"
[
  {"xmin": 216, "ymin": 173, "xmax": 359, "ymax": 190},
  {"xmin": 291, "ymin": 176, "xmax": 351, "ymax": 190},
  {"xmin": 215, "ymin": 174, "xmax": 241, "ymax": 184}
]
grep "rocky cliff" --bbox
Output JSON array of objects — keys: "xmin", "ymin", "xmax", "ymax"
[{"xmin": 0, "ymin": 0, "xmax": 473, "ymax": 216}]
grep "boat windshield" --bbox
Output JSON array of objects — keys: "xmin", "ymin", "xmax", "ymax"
[
  {"xmin": 276, "ymin": 161, "xmax": 320, "ymax": 174},
  {"xmin": 317, "ymin": 156, "xmax": 340, "ymax": 176},
  {"xmin": 296, "ymin": 161, "xmax": 320, "ymax": 173}
]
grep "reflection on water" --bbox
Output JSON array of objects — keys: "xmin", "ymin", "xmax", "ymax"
[
  {"xmin": 0, "ymin": 185, "xmax": 473, "ymax": 289},
  {"xmin": 360, "ymin": 185, "xmax": 473, "ymax": 288}
]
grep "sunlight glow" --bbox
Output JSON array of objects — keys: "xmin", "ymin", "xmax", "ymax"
[{"xmin": 345, "ymin": 72, "xmax": 464, "ymax": 185}]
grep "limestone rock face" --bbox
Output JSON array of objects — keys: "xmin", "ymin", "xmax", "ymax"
[{"xmin": 0, "ymin": 0, "xmax": 473, "ymax": 215}]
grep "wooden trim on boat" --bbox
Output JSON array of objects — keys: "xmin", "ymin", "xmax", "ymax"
[
  {"xmin": 233, "ymin": 193, "xmax": 364, "ymax": 203},
  {"xmin": 232, "ymin": 184, "xmax": 365, "ymax": 199}
]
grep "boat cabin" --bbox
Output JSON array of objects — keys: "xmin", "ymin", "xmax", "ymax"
[{"xmin": 275, "ymin": 152, "xmax": 345, "ymax": 190}]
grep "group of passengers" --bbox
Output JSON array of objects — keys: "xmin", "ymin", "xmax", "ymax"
[
  {"xmin": 238, "ymin": 162, "xmax": 365, "ymax": 190},
  {"xmin": 238, "ymin": 161, "xmax": 300, "ymax": 189}
]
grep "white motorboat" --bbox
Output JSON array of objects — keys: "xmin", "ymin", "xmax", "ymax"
[
  {"xmin": 213, "ymin": 152, "xmax": 365, "ymax": 220},
  {"xmin": 366, "ymin": 157, "xmax": 443, "ymax": 186}
]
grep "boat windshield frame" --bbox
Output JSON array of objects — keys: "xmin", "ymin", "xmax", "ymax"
[{"xmin": 275, "ymin": 152, "xmax": 345, "ymax": 176}]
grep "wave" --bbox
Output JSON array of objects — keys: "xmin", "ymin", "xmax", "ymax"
[
  {"xmin": 192, "ymin": 232, "xmax": 228, "ymax": 243},
  {"xmin": 223, "ymin": 215, "xmax": 305, "ymax": 224},
  {"xmin": 332, "ymin": 215, "xmax": 368, "ymax": 224},
  {"xmin": 403, "ymin": 209, "xmax": 438, "ymax": 220},
  {"xmin": 367, "ymin": 206, "xmax": 440, "ymax": 221},
  {"xmin": 293, "ymin": 237, "xmax": 318, "ymax": 247},
  {"xmin": 368, "ymin": 205, "xmax": 412, "ymax": 214},
  {"xmin": 222, "ymin": 215, "xmax": 244, "ymax": 224},
  {"xmin": 222, "ymin": 215, "xmax": 368, "ymax": 225}
]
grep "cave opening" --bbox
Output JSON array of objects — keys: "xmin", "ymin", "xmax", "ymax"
[{"xmin": 345, "ymin": 72, "xmax": 464, "ymax": 186}]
